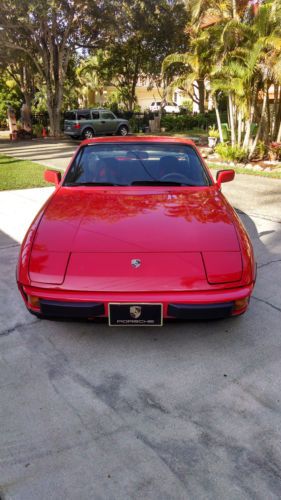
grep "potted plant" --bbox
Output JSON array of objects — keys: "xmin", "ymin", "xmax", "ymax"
[{"xmin": 208, "ymin": 125, "xmax": 220, "ymax": 148}]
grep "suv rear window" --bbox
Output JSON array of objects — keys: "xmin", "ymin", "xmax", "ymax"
[
  {"xmin": 77, "ymin": 111, "xmax": 91, "ymax": 120},
  {"xmin": 92, "ymin": 111, "xmax": 100, "ymax": 120},
  {"xmin": 65, "ymin": 111, "xmax": 76, "ymax": 120}
]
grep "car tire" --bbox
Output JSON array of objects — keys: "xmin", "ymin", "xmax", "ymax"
[
  {"xmin": 82, "ymin": 128, "xmax": 95, "ymax": 139},
  {"xmin": 118, "ymin": 125, "xmax": 128, "ymax": 136}
]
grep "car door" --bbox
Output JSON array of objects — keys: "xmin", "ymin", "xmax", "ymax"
[
  {"xmin": 89, "ymin": 110, "xmax": 102, "ymax": 134},
  {"xmin": 99, "ymin": 111, "xmax": 117, "ymax": 134}
]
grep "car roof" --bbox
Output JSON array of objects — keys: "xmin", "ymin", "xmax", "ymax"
[
  {"xmin": 66, "ymin": 108, "xmax": 114, "ymax": 113},
  {"xmin": 80, "ymin": 136, "xmax": 196, "ymax": 147}
]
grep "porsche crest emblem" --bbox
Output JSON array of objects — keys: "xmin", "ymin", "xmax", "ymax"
[
  {"xmin": 130, "ymin": 306, "xmax": 142, "ymax": 319},
  {"xmin": 131, "ymin": 258, "xmax": 141, "ymax": 268}
]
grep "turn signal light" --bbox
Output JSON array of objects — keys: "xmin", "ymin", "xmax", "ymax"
[
  {"xmin": 233, "ymin": 297, "xmax": 249, "ymax": 311},
  {"xmin": 27, "ymin": 295, "xmax": 40, "ymax": 308}
]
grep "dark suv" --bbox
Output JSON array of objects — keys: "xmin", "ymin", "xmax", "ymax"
[{"xmin": 64, "ymin": 109, "xmax": 130, "ymax": 139}]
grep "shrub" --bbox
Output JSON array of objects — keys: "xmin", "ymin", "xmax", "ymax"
[
  {"xmin": 160, "ymin": 111, "xmax": 217, "ymax": 132},
  {"xmin": 268, "ymin": 142, "xmax": 281, "ymax": 161},
  {"xmin": 32, "ymin": 123, "xmax": 44, "ymax": 137},
  {"xmin": 215, "ymin": 143, "xmax": 247, "ymax": 163},
  {"xmin": 254, "ymin": 140, "xmax": 267, "ymax": 160},
  {"xmin": 128, "ymin": 115, "xmax": 139, "ymax": 133},
  {"xmin": 208, "ymin": 125, "xmax": 220, "ymax": 138}
]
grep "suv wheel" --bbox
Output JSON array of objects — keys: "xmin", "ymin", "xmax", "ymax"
[
  {"xmin": 82, "ymin": 128, "xmax": 95, "ymax": 139},
  {"xmin": 118, "ymin": 125, "xmax": 128, "ymax": 136}
]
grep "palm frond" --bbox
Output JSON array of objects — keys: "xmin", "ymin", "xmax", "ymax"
[
  {"xmin": 162, "ymin": 52, "xmax": 198, "ymax": 74},
  {"xmin": 168, "ymin": 72, "xmax": 198, "ymax": 92}
]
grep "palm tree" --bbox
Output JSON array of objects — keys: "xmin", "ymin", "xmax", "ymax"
[
  {"xmin": 162, "ymin": 0, "xmax": 250, "ymax": 133},
  {"xmin": 77, "ymin": 53, "xmax": 107, "ymax": 108},
  {"xmin": 162, "ymin": 51, "xmax": 205, "ymax": 114}
]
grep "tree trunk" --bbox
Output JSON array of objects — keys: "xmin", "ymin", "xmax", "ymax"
[
  {"xmin": 249, "ymin": 83, "xmax": 268, "ymax": 158},
  {"xmin": 265, "ymin": 84, "xmax": 271, "ymax": 143},
  {"xmin": 48, "ymin": 107, "xmax": 61, "ymax": 137},
  {"xmin": 243, "ymin": 118, "xmax": 251, "ymax": 150},
  {"xmin": 213, "ymin": 95, "xmax": 224, "ymax": 143},
  {"xmin": 128, "ymin": 47, "xmax": 141, "ymax": 112},
  {"xmin": 23, "ymin": 93, "xmax": 33, "ymax": 110},
  {"xmin": 243, "ymin": 85, "xmax": 257, "ymax": 151},
  {"xmin": 232, "ymin": 0, "xmax": 237, "ymax": 18},
  {"xmin": 46, "ymin": 85, "xmax": 63, "ymax": 137},
  {"xmin": 237, "ymin": 109, "xmax": 243, "ymax": 147},
  {"xmin": 198, "ymin": 78, "xmax": 205, "ymax": 114},
  {"xmin": 192, "ymin": 82, "xmax": 200, "ymax": 113},
  {"xmin": 271, "ymin": 84, "xmax": 279, "ymax": 138},
  {"xmin": 228, "ymin": 93, "xmax": 236, "ymax": 146},
  {"xmin": 273, "ymin": 86, "xmax": 281, "ymax": 140},
  {"xmin": 277, "ymin": 120, "xmax": 281, "ymax": 142}
]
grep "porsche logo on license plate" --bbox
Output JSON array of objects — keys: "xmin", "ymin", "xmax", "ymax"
[
  {"xmin": 109, "ymin": 303, "xmax": 163, "ymax": 326},
  {"xmin": 130, "ymin": 305, "xmax": 142, "ymax": 319}
]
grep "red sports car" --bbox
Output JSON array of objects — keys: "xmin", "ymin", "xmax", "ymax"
[{"xmin": 17, "ymin": 137, "xmax": 256, "ymax": 325}]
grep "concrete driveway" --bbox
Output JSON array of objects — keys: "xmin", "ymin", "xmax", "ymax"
[
  {"xmin": 1, "ymin": 142, "xmax": 281, "ymax": 499},
  {"xmin": 0, "ymin": 138, "xmax": 78, "ymax": 170}
]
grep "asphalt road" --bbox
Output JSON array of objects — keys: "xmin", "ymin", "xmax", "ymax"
[{"xmin": 0, "ymin": 139, "xmax": 281, "ymax": 499}]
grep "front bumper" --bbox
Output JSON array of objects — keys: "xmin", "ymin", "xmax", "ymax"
[{"xmin": 19, "ymin": 284, "xmax": 254, "ymax": 320}]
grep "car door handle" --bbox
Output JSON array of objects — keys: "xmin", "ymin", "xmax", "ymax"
[{"xmin": 101, "ymin": 120, "xmax": 106, "ymax": 123}]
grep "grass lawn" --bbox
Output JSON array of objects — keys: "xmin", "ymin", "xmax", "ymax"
[
  {"xmin": 0, "ymin": 154, "xmax": 53, "ymax": 190},
  {"xmin": 207, "ymin": 162, "xmax": 281, "ymax": 179}
]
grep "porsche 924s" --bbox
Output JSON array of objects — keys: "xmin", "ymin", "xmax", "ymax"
[{"xmin": 17, "ymin": 137, "xmax": 256, "ymax": 326}]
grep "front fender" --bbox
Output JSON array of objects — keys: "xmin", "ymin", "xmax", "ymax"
[{"xmin": 16, "ymin": 192, "xmax": 57, "ymax": 285}]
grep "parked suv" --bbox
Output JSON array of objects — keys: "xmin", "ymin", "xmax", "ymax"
[{"xmin": 64, "ymin": 109, "xmax": 130, "ymax": 139}]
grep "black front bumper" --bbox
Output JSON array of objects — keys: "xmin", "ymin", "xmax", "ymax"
[
  {"xmin": 40, "ymin": 300, "xmax": 104, "ymax": 319},
  {"xmin": 38, "ymin": 299, "xmax": 234, "ymax": 321},
  {"xmin": 167, "ymin": 302, "xmax": 234, "ymax": 320}
]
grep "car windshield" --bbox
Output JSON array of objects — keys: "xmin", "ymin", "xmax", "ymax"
[{"xmin": 64, "ymin": 143, "xmax": 211, "ymax": 187}]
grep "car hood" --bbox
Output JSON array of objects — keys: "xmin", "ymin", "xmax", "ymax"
[
  {"xmin": 32, "ymin": 186, "xmax": 240, "ymax": 254},
  {"xmin": 28, "ymin": 187, "xmax": 242, "ymax": 290}
]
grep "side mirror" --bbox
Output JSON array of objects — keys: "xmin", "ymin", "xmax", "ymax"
[
  {"xmin": 216, "ymin": 169, "xmax": 235, "ymax": 187},
  {"xmin": 44, "ymin": 169, "xmax": 61, "ymax": 186}
]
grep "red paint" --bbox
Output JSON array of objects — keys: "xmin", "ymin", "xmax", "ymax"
[
  {"xmin": 17, "ymin": 136, "xmax": 256, "ymax": 318},
  {"xmin": 44, "ymin": 169, "xmax": 61, "ymax": 186},
  {"xmin": 216, "ymin": 169, "xmax": 235, "ymax": 187}
]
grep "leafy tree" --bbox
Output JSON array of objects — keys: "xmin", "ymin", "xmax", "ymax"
[
  {"xmin": 0, "ymin": 0, "xmax": 114, "ymax": 136},
  {"xmin": 89, "ymin": 0, "xmax": 189, "ymax": 111},
  {"xmin": 0, "ymin": 72, "xmax": 23, "ymax": 127}
]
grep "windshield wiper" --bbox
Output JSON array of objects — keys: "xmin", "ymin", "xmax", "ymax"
[
  {"xmin": 131, "ymin": 180, "xmax": 193, "ymax": 186},
  {"xmin": 64, "ymin": 182, "xmax": 123, "ymax": 187}
]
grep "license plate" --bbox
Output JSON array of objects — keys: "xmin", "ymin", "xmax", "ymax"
[{"xmin": 109, "ymin": 303, "xmax": 163, "ymax": 326}]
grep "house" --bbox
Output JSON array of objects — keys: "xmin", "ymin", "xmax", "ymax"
[{"xmin": 78, "ymin": 78, "xmax": 190, "ymax": 112}]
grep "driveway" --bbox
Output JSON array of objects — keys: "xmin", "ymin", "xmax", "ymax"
[
  {"xmin": 0, "ymin": 145, "xmax": 281, "ymax": 499},
  {"xmin": 0, "ymin": 138, "xmax": 78, "ymax": 170}
]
